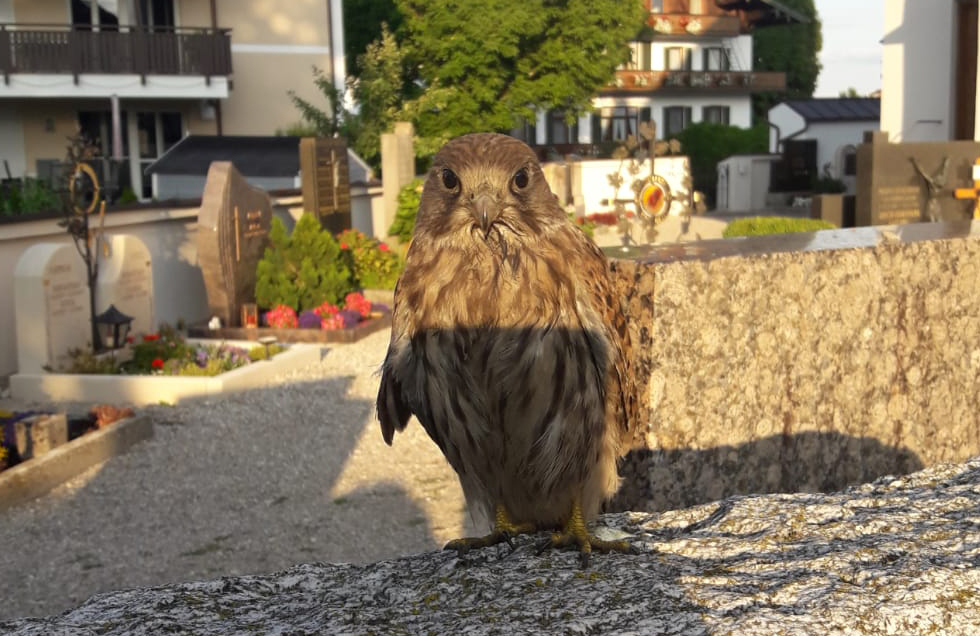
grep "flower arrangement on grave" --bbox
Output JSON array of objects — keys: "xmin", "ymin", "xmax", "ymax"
[
  {"xmin": 336, "ymin": 228, "xmax": 404, "ymax": 291},
  {"xmin": 62, "ymin": 324, "xmax": 285, "ymax": 376},
  {"xmin": 264, "ymin": 305, "xmax": 298, "ymax": 328}
]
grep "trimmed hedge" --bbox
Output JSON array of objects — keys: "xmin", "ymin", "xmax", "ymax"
[{"xmin": 723, "ymin": 217, "xmax": 836, "ymax": 238}]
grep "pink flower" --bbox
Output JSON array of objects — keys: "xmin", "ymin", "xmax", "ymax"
[
  {"xmin": 378, "ymin": 243, "xmax": 390, "ymax": 252},
  {"xmin": 321, "ymin": 314, "xmax": 344, "ymax": 330},
  {"xmin": 340, "ymin": 243, "xmax": 348, "ymax": 250}
]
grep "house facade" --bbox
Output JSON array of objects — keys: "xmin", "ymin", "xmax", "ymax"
[
  {"xmin": 0, "ymin": 0, "xmax": 345, "ymax": 200},
  {"xmin": 768, "ymin": 98, "xmax": 880, "ymax": 194},
  {"xmin": 881, "ymin": 0, "xmax": 979, "ymax": 142},
  {"xmin": 513, "ymin": 0, "xmax": 798, "ymax": 154}
]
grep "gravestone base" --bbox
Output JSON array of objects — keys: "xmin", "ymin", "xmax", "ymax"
[
  {"xmin": 14, "ymin": 414, "xmax": 68, "ymax": 461},
  {"xmin": 187, "ymin": 313, "xmax": 391, "ymax": 344}
]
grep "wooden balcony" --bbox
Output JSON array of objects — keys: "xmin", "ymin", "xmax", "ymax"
[
  {"xmin": 0, "ymin": 24, "xmax": 232, "ymax": 82},
  {"xmin": 642, "ymin": 13, "xmax": 742, "ymax": 38},
  {"xmin": 607, "ymin": 70, "xmax": 786, "ymax": 94}
]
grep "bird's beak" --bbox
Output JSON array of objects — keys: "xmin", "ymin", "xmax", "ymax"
[{"xmin": 472, "ymin": 192, "xmax": 499, "ymax": 237}]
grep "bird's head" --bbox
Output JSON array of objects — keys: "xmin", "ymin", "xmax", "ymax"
[{"xmin": 414, "ymin": 133, "xmax": 563, "ymax": 247}]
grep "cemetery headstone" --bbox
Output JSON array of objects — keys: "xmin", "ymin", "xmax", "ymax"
[
  {"xmin": 196, "ymin": 161, "xmax": 273, "ymax": 328},
  {"xmin": 855, "ymin": 131, "xmax": 980, "ymax": 226},
  {"xmin": 14, "ymin": 243, "xmax": 92, "ymax": 374},
  {"xmin": 14, "ymin": 236, "xmax": 157, "ymax": 373},
  {"xmin": 96, "ymin": 234, "xmax": 154, "ymax": 338},
  {"xmin": 300, "ymin": 137, "xmax": 352, "ymax": 234}
]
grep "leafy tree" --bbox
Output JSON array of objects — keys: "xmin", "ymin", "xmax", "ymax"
[
  {"xmin": 397, "ymin": 0, "xmax": 645, "ymax": 152},
  {"xmin": 752, "ymin": 0, "xmax": 822, "ymax": 121},
  {"xmin": 290, "ymin": 25, "xmax": 406, "ymax": 170},
  {"xmin": 343, "ymin": 0, "xmax": 402, "ymax": 77},
  {"xmin": 838, "ymin": 87, "xmax": 861, "ymax": 98},
  {"xmin": 674, "ymin": 122, "xmax": 769, "ymax": 206}
]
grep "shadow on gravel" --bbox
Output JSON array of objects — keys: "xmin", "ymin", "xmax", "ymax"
[{"xmin": 0, "ymin": 374, "xmax": 437, "ymax": 621}]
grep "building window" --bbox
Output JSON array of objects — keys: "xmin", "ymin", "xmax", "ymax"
[
  {"xmin": 624, "ymin": 42, "xmax": 653, "ymax": 71},
  {"xmin": 843, "ymin": 147, "xmax": 857, "ymax": 176},
  {"xmin": 663, "ymin": 106, "xmax": 691, "ymax": 138},
  {"xmin": 702, "ymin": 106, "xmax": 730, "ymax": 125},
  {"xmin": 665, "ymin": 47, "xmax": 692, "ymax": 71},
  {"xmin": 594, "ymin": 107, "xmax": 651, "ymax": 142},
  {"xmin": 547, "ymin": 112, "xmax": 578, "ymax": 145},
  {"xmin": 649, "ymin": 0, "xmax": 663, "ymax": 13},
  {"xmin": 71, "ymin": 0, "xmax": 120, "ymax": 30},
  {"xmin": 511, "ymin": 119, "xmax": 537, "ymax": 145},
  {"xmin": 137, "ymin": 0, "xmax": 176, "ymax": 29},
  {"xmin": 703, "ymin": 47, "xmax": 730, "ymax": 71}
]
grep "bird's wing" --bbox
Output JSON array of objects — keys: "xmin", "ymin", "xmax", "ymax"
[
  {"xmin": 573, "ymin": 232, "xmax": 639, "ymax": 454},
  {"xmin": 377, "ymin": 277, "xmax": 415, "ymax": 446}
]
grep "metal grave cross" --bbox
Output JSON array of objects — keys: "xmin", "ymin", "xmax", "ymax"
[{"xmin": 953, "ymin": 158, "xmax": 980, "ymax": 219}]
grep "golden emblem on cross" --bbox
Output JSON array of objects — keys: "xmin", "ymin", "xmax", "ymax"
[{"xmin": 953, "ymin": 158, "xmax": 980, "ymax": 220}]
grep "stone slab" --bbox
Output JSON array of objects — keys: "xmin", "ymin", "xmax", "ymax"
[
  {"xmin": 8, "ymin": 343, "xmax": 323, "ymax": 406},
  {"xmin": 2, "ymin": 457, "xmax": 977, "ymax": 634},
  {"xmin": 14, "ymin": 413, "xmax": 68, "ymax": 461},
  {"xmin": 0, "ymin": 416, "xmax": 152, "ymax": 512}
]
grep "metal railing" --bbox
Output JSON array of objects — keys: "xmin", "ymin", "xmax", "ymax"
[
  {"xmin": 609, "ymin": 70, "xmax": 786, "ymax": 93},
  {"xmin": 0, "ymin": 24, "xmax": 232, "ymax": 81}
]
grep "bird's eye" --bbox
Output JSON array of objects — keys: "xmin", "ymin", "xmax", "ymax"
[
  {"xmin": 441, "ymin": 169, "xmax": 459, "ymax": 190},
  {"xmin": 513, "ymin": 168, "xmax": 529, "ymax": 190}
]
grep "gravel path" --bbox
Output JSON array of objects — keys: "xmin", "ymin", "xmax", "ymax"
[{"xmin": 0, "ymin": 328, "xmax": 472, "ymax": 622}]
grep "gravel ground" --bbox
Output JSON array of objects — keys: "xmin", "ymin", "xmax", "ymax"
[{"xmin": 0, "ymin": 328, "xmax": 473, "ymax": 622}]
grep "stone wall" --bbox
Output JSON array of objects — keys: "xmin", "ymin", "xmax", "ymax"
[
  {"xmin": 5, "ymin": 458, "xmax": 979, "ymax": 634},
  {"xmin": 610, "ymin": 220, "xmax": 980, "ymax": 511}
]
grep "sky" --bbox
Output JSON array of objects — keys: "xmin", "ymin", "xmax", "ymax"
[{"xmin": 813, "ymin": 0, "xmax": 883, "ymax": 97}]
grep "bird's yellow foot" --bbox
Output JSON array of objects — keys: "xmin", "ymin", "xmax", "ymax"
[
  {"xmin": 444, "ymin": 503, "xmax": 536, "ymax": 555},
  {"xmin": 536, "ymin": 499, "xmax": 632, "ymax": 568}
]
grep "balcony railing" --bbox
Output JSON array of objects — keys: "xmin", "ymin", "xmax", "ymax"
[
  {"xmin": 642, "ymin": 13, "xmax": 742, "ymax": 38},
  {"xmin": 608, "ymin": 70, "xmax": 786, "ymax": 93},
  {"xmin": 0, "ymin": 24, "xmax": 232, "ymax": 82}
]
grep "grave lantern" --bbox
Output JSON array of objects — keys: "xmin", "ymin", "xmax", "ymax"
[{"xmin": 94, "ymin": 304, "xmax": 133, "ymax": 351}]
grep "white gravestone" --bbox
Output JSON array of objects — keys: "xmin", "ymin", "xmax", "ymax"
[
  {"xmin": 14, "ymin": 243, "xmax": 92, "ymax": 373},
  {"xmin": 96, "ymin": 234, "xmax": 154, "ymax": 342},
  {"xmin": 13, "ymin": 235, "xmax": 155, "ymax": 373}
]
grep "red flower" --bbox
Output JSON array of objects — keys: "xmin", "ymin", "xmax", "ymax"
[
  {"xmin": 340, "ymin": 243, "xmax": 349, "ymax": 250},
  {"xmin": 143, "ymin": 334, "xmax": 159, "ymax": 342},
  {"xmin": 125, "ymin": 336, "xmax": 134, "ymax": 344},
  {"xmin": 151, "ymin": 358, "xmax": 164, "ymax": 369},
  {"xmin": 378, "ymin": 243, "xmax": 390, "ymax": 252}
]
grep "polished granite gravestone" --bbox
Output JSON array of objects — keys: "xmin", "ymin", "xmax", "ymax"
[
  {"xmin": 196, "ymin": 162, "xmax": 273, "ymax": 328},
  {"xmin": 855, "ymin": 130, "xmax": 980, "ymax": 226}
]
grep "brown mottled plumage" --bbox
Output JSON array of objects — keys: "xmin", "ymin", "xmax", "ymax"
[{"xmin": 377, "ymin": 133, "xmax": 637, "ymax": 557}]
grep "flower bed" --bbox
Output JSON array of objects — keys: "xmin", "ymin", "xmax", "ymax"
[
  {"xmin": 9, "ymin": 340, "xmax": 323, "ymax": 406},
  {"xmin": 192, "ymin": 291, "xmax": 393, "ymax": 344}
]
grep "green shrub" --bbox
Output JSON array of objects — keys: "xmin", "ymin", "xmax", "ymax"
[
  {"xmin": 0, "ymin": 178, "xmax": 61, "ymax": 216},
  {"xmin": 336, "ymin": 228, "xmax": 404, "ymax": 290},
  {"xmin": 255, "ymin": 215, "xmax": 355, "ymax": 310},
  {"xmin": 247, "ymin": 343, "xmax": 286, "ymax": 361},
  {"xmin": 387, "ymin": 179, "xmax": 423, "ymax": 243},
  {"xmin": 812, "ymin": 175, "xmax": 846, "ymax": 194},
  {"xmin": 722, "ymin": 217, "xmax": 836, "ymax": 238}
]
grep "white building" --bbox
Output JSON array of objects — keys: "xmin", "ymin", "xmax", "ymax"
[
  {"xmin": 513, "ymin": 0, "xmax": 802, "ymax": 152},
  {"xmin": 881, "ymin": 0, "xmax": 979, "ymax": 142},
  {"xmin": 768, "ymin": 98, "xmax": 880, "ymax": 193}
]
